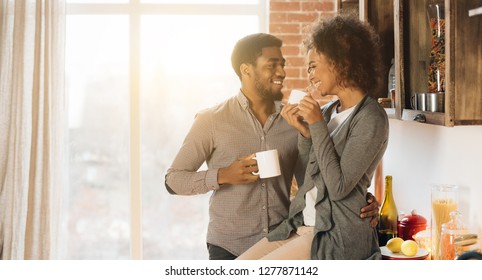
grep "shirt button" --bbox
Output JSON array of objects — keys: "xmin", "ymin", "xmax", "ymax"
[
  {"xmin": 261, "ymin": 183, "xmax": 266, "ymax": 187},
  {"xmin": 263, "ymin": 228, "xmax": 268, "ymax": 233},
  {"xmin": 262, "ymin": 205, "xmax": 266, "ymax": 210},
  {"xmin": 261, "ymin": 136, "xmax": 265, "ymax": 140}
]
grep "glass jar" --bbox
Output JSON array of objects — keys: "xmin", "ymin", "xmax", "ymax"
[
  {"xmin": 427, "ymin": 0, "xmax": 445, "ymax": 93},
  {"xmin": 439, "ymin": 211, "xmax": 466, "ymax": 260},
  {"xmin": 431, "ymin": 184, "xmax": 458, "ymax": 260}
]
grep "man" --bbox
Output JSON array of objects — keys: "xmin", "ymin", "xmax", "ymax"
[{"xmin": 165, "ymin": 33, "xmax": 379, "ymax": 260}]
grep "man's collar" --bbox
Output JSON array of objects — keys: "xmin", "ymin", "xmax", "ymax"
[
  {"xmin": 236, "ymin": 91, "xmax": 250, "ymax": 110},
  {"xmin": 236, "ymin": 90, "xmax": 282, "ymax": 114}
]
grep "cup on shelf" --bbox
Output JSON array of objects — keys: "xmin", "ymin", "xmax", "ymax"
[{"xmin": 410, "ymin": 92, "xmax": 444, "ymax": 112}]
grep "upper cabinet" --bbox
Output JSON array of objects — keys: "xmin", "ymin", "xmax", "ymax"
[
  {"xmin": 338, "ymin": 0, "xmax": 395, "ymax": 102},
  {"xmin": 342, "ymin": 0, "xmax": 482, "ymax": 126}
]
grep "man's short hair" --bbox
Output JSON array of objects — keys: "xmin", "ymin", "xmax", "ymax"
[{"xmin": 231, "ymin": 33, "xmax": 283, "ymax": 79}]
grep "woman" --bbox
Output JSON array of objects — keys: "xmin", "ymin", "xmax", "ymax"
[{"xmin": 237, "ymin": 14, "xmax": 389, "ymax": 260}]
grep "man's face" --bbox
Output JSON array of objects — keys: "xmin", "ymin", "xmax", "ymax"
[{"xmin": 252, "ymin": 47, "xmax": 286, "ymax": 101}]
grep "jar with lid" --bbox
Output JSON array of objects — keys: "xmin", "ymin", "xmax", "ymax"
[
  {"xmin": 439, "ymin": 211, "xmax": 466, "ymax": 260},
  {"xmin": 398, "ymin": 209, "xmax": 427, "ymax": 241}
]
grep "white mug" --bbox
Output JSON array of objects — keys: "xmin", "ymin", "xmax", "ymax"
[
  {"xmin": 253, "ymin": 149, "xmax": 281, "ymax": 179},
  {"xmin": 287, "ymin": 89, "xmax": 307, "ymax": 104}
]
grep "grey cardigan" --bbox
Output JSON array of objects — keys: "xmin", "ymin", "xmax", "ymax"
[{"xmin": 268, "ymin": 95, "xmax": 389, "ymax": 260}]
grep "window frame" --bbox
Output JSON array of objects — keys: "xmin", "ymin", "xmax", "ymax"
[{"xmin": 66, "ymin": 0, "xmax": 268, "ymax": 260}]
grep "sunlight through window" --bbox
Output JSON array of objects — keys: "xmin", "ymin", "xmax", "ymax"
[{"xmin": 65, "ymin": 1, "xmax": 265, "ymax": 260}]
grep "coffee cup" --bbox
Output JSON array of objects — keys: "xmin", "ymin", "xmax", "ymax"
[
  {"xmin": 253, "ymin": 149, "xmax": 281, "ymax": 179},
  {"xmin": 287, "ymin": 89, "xmax": 307, "ymax": 104}
]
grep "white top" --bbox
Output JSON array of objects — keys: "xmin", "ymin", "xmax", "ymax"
[{"xmin": 303, "ymin": 105, "xmax": 356, "ymax": 226}]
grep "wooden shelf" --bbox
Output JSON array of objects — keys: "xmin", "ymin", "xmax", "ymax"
[{"xmin": 401, "ymin": 110, "xmax": 445, "ymax": 125}]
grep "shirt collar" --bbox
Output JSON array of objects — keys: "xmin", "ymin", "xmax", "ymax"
[
  {"xmin": 236, "ymin": 91, "xmax": 250, "ymax": 110},
  {"xmin": 236, "ymin": 90, "xmax": 283, "ymax": 114}
]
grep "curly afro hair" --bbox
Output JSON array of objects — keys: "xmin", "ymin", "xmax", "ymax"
[{"xmin": 304, "ymin": 13, "xmax": 383, "ymax": 95}]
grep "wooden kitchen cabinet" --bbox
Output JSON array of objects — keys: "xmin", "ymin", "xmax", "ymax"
[
  {"xmin": 344, "ymin": 0, "xmax": 482, "ymax": 126},
  {"xmin": 394, "ymin": 0, "xmax": 482, "ymax": 126},
  {"xmin": 339, "ymin": 0, "xmax": 395, "ymax": 102}
]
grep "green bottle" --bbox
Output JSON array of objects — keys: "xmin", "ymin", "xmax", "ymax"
[{"xmin": 377, "ymin": 176, "xmax": 399, "ymax": 246}]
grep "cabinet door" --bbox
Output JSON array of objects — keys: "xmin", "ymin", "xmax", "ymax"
[
  {"xmin": 340, "ymin": 0, "xmax": 395, "ymax": 101},
  {"xmin": 395, "ymin": 0, "xmax": 482, "ymax": 126},
  {"xmin": 395, "ymin": 0, "xmax": 446, "ymax": 125},
  {"xmin": 447, "ymin": 0, "xmax": 482, "ymax": 125}
]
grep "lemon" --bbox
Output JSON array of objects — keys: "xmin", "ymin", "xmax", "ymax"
[
  {"xmin": 401, "ymin": 240, "xmax": 419, "ymax": 256},
  {"xmin": 386, "ymin": 237, "xmax": 404, "ymax": 253}
]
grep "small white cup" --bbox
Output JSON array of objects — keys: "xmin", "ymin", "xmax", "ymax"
[
  {"xmin": 288, "ymin": 89, "xmax": 307, "ymax": 104},
  {"xmin": 253, "ymin": 149, "xmax": 281, "ymax": 179}
]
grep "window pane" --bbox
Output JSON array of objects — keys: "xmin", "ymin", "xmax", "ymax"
[
  {"xmin": 142, "ymin": 0, "xmax": 258, "ymax": 4},
  {"xmin": 140, "ymin": 15, "xmax": 259, "ymax": 259},
  {"xmin": 64, "ymin": 15, "xmax": 130, "ymax": 259},
  {"xmin": 67, "ymin": 0, "xmax": 128, "ymax": 3}
]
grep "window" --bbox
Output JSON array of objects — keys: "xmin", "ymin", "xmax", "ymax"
[{"xmin": 64, "ymin": 0, "xmax": 266, "ymax": 259}]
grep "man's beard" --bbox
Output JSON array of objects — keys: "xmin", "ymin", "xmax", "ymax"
[{"xmin": 254, "ymin": 77, "xmax": 283, "ymax": 101}]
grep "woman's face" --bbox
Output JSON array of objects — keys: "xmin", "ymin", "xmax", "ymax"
[{"xmin": 307, "ymin": 49, "xmax": 339, "ymax": 98}]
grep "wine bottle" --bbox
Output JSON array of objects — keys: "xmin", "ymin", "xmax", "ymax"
[{"xmin": 377, "ymin": 175, "xmax": 399, "ymax": 246}]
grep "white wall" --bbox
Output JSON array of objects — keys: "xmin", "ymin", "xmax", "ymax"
[{"xmin": 382, "ymin": 119, "xmax": 482, "ymax": 248}]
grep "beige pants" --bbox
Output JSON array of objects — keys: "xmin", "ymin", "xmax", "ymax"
[{"xmin": 236, "ymin": 226, "xmax": 314, "ymax": 260}]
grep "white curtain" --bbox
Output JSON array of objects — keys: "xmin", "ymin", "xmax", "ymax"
[{"xmin": 0, "ymin": 0, "xmax": 65, "ymax": 259}]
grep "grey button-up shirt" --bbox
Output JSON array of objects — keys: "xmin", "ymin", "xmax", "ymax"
[{"xmin": 165, "ymin": 91, "xmax": 302, "ymax": 256}]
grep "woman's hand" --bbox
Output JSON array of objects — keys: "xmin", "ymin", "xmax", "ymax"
[
  {"xmin": 280, "ymin": 104, "xmax": 310, "ymax": 138},
  {"xmin": 298, "ymin": 95, "xmax": 324, "ymax": 125}
]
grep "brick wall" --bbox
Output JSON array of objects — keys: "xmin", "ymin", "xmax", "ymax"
[{"xmin": 269, "ymin": 0, "xmax": 338, "ymax": 104}]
